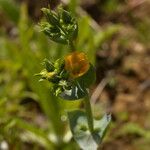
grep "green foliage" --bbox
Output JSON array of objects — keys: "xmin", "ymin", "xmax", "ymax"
[
  {"xmin": 0, "ymin": 3, "xmax": 65, "ymax": 149},
  {"xmin": 0, "ymin": 0, "xmax": 19, "ymax": 23},
  {"xmin": 76, "ymin": 64, "xmax": 96, "ymax": 88},
  {"xmin": 100, "ymin": 0, "xmax": 120, "ymax": 14},
  {"xmin": 40, "ymin": 8, "xmax": 78, "ymax": 45},
  {"xmin": 37, "ymin": 58, "xmax": 95, "ymax": 100},
  {"xmin": 1, "ymin": 0, "xmax": 150, "ymax": 149},
  {"xmin": 37, "ymin": 5, "xmax": 112, "ymax": 149},
  {"xmin": 116, "ymin": 122, "xmax": 150, "ymax": 139},
  {"xmin": 0, "ymin": 1, "xmax": 119, "ymax": 149}
]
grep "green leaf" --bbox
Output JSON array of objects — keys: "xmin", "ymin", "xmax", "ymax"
[
  {"xmin": 54, "ymin": 58, "xmax": 65, "ymax": 73},
  {"xmin": 43, "ymin": 59, "xmax": 55, "ymax": 72},
  {"xmin": 40, "ymin": 21, "xmax": 68, "ymax": 44},
  {"xmin": 59, "ymin": 9, "xmax": 78, "ymax": 40},
  {"xmin": 41, "ymin": 8, "xmax": 59, "ymax": 25},
  {"xmin": 76, "ymin": 64, "xmax": 96, "ymax": 88},
  {"xmin": 61, "ymin": 10, "xmax": 72, "ymax": 24},
  {"xmin": 68, "ymin": 110, "xmax": 111, "ymax": 150}
]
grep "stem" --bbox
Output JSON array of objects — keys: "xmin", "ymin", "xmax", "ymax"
[
  {"xmin": 69, "ymin": 40, "xmax": 75, "ymax": 52},
  {"xmin": 84, "ymin": 95, "xmax": 94, "ymax": 133}
]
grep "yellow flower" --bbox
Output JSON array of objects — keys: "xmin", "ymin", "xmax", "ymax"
[{"xmin": 65, "ymin": 52, "xmax": 89, "ymax": 78}]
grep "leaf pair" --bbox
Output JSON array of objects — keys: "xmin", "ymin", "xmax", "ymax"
[{"xmin": 68, "ymin": 110, "xmax": 111, "ymax": 150}]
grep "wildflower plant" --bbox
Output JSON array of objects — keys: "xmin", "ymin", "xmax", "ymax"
[{"xmin": 36, "ymin": 5, "xmax": 111, "ymax": 150}]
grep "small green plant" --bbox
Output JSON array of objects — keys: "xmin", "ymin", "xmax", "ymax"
[{"xmin": 36, "ymin": 5, "xmax": 111, "ymax": 150}]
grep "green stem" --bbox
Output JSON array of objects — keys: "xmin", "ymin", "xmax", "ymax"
[
  {"xmin": 84, "ymin": 95, "xmax": 94, "ymax": 133},
  {"xmin": 69, "ymin": 40, "xmax": 75, "ymax": 52}
]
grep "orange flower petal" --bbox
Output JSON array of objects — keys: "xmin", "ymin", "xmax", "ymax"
[{"xmin": 65, "ymin": 52, "xmax": 89, "ymax": 78}]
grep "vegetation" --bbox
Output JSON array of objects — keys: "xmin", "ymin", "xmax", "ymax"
[{"xmin": 0, "ymin": 0, "xmax": 150, "ymax": 150}]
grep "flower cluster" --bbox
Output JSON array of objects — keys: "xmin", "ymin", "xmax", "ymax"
[
  {"xmin": 40, "ymin": 8, "xmax": 78, "ymax": 45},
  {"xmin": 37, "ymin": 52, "xmax": 95, "ymax": 100}
]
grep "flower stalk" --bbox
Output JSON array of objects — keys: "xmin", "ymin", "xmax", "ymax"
[
  {"xmin": 69, "ymin": 40, "xmax": 75, "ymax": 52},
  {"xmin": 84, "ymin": 95, "xmax": 94, "ymax": 133}
]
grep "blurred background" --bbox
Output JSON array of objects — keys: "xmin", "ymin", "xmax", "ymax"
[{"xmin": 0, "ymin": 0, "xmax": 150, "ymax": 150}]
